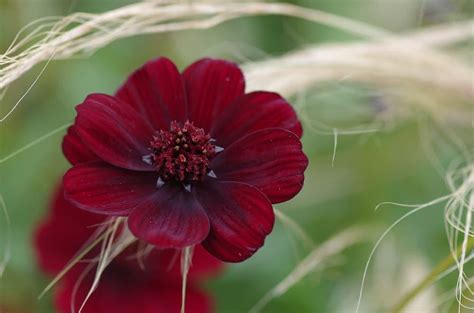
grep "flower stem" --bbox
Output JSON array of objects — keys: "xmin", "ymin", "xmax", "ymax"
[{"xmin": 390, "ymin": 238, "xmax": 474, "ymax": 313}]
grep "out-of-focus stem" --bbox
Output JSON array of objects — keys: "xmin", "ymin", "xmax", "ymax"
[{"xmin": 391, "ymin": 238, "xmax": 474, "ymax": 313}]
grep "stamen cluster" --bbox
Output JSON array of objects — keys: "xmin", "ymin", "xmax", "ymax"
[{"xmin": 146, "ymin": 120, "xmax": 216, "ymax": 183}]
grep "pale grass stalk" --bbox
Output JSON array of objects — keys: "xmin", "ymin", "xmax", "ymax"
[
  {"xmin": 0, "ymin": 2, "xmax": 471, "ymax": 124},
  {"xmin": 390, "ymin": 238, "xmax": 474, "ymax": 313},
  {"xmin": 181, "ymin": 246, "xmax": 194, "ymax": 313},
  {"xmin": 401, "ymin": 20, "xmax": 474, "ymax": 47},
  {"xmin": 373, "ymin": 162, "xmax": 474, "ymax": 313},
  {"xmin": 444, "ymin": 163, "xmax": 474, "ymax": 311},
  {"xmin": 249, "ymin": 227, "xmax": 368, "ymax": 313},
  {"xmin": 80, "ymin": 219, "xmax": 136, "ymax": 312},
  {"xmin": 244, "ymin": 38, "xmax": 473, "ymax": 100},
  {"xmin": 436, "ymin": 276, "xmax": 474, "ymax": 311},
  {"xmin": 133, "ymin": 241, "xmax": 154, "ymax": 271},
  {"xmin": 37, "ymin": 217, "xmax": 135, "ymax": 302},
  {"xmin": 70, "ymin": 262, "xmax": 96, "ymax": 313},
  {"xmin": 356, "ymin": 194, "xmax": 455, "ymax": 313},
  {"xmin": 0, "ymin": 122, "xmax": 72, "ymax": 163},
  {"xmin": 38, "ymin": 224, "xmax": 114, "ymax": 299},
  {"xmin": 78, "ymin": 217, "xmax": 121, "ymax": 312},
  {"xmin": 457, "ymin": 191, "xmax": 473, "ymax": 313},
  {"xmin": 331, "ymin": 128, "xmax": 338, "ymax": 167},
  {"xmin": 0, "ymin": 1, "xmax": 388, "ymax": 92},
  {"xmin": 274, "ymin": 209, "xmax": 314, "ymax": 250},
  {"xmin": 0, "ymin": 195, "xmax": 11, "ymax": 278}
]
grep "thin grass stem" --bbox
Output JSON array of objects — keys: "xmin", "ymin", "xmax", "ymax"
[{"xmin": 390, "ymin": 238, "xmax": 474, "ymax": 313}]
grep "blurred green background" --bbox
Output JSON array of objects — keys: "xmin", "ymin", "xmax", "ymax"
[{"xmin": 0, "ymin": 0, "xmax": 473, "ymax": 312}]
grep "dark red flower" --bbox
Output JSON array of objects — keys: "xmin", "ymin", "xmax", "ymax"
[
  {"xmin": 34, "ymin": 186, "xmax": 223, "ymax": 313},
  {"xmin": 62, "ymin": 57, "xmax": 308, "ymax": 262}
]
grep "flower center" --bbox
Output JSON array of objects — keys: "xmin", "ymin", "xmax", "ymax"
[{"xmin": 143, "ymin": 120, "xmax": 220, "ymax": 187}]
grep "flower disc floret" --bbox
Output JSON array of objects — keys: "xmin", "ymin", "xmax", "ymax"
[{"xmin": 144, "ymin": 120, "xmax": 217, "ymax": 184}]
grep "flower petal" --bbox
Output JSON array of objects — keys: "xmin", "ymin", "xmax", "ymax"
[
  {"xmin": 128, "ymin": 184, "xmax": 210, "ymax": 249},
  {"xmin": 34, "ymin": 186, "xmax": 105, "ymax": 275},
  {"xmin": 75, "ymin": 93, "xmax": 155, "ymax": 171},
  {"xmin": 64, "ymin": 162, "xmax": 158, "ymax": 216},
  {"xmin": 62, "ymin": 126, "xmax": 99, "ymax": 165},
  {"xmin": 196, "ymin": 181, "xmax": 274, "ymax": 262},
  {"xmin": 211, "ymin": 128, "xmax": 308, "ymax": 204},
  {"xmin": 211, "ymin": 91, "xmax": 302, "ymax": 147},
  {"xmin": 116, "ymin": 57, "xmax": 187, "ymax": 129},
  {"xmin": 55, "ymin": 272, "xmax": 212, "ymax": 313},
  {"xmin": 183, "ymin": 58, "xmax": 245, "ymax": 131}
]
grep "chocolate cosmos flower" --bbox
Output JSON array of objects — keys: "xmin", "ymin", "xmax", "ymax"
[
  {"xmin": 34, "ymin": 186, "xmax": 222, "ymax": 313},
  {"xmin": 63, "ymin": 57, "xmax": 308, "ymax": 262}
]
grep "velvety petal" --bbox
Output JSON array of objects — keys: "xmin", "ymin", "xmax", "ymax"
[
  {"xmin": 196, "ymin": 181, "xmax": 274, "ymax": 262},
  {"xmin": 116, "ymin": 57, "xmax": 187, "ymax": 129},
  {"xmin": 55, "ymin": 272, "xmax": 212, "ymax": 313},
  {"xmin": 75, "ymin": 93, "xmax": 155, "ymax": 171},
  {"xmin": 211, "ymin": 91, "xmax": 303, "ymax": 147},
  {"xmin": 34, "ymin": 223, "xmax": 71, "ymax": 275},
  {"xmin": 64, "ymin": 162, "xmax": 158, "ymax": 216},
  {"xmin": 35, "ymin": 186, "xmax": 223, "ymax": 280},
  {"xmin": 128, "ymin": 184, "xmax": 210, "ymax": 248},
  {"xmin": 62, "ymin": 126, "xmax": 99, "ymax": 165},
  {"xmin": 34, "ymin": 186, "xmax": 105, "ymax": 275},
  {"xmin": 35, "ymin": 219, "xmax": 99, "ymax": 275},
  {"xmin": 183, "ymin": 58, "xmax": 245, "ymax": 131},
  {"xmin": 211, "ymin": 128, "xmax": 308, "ymax": 204}
]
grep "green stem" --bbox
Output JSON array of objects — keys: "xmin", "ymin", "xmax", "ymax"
[{"xmin": 391, "ymin": 238, "xmax": 474, "ymax": 313}]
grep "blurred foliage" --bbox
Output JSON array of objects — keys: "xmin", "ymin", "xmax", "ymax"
[{"xmin": 0, "ymin": 0, "xmax": 473, "ymax": 312}]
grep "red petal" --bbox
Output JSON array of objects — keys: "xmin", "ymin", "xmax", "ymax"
[
  {"xmin": 211, "ymin": 128, "xmax": 308, "ymax": 204},
  {"xmin": 116, "ymin": 57, "xmax": 187, "ymax": 129},
  {"xmin": 211, "ymin": 91, "xmax": 302, "ymax": 147},
  {"xmin": 196, "ymin": 181, "xmax": 274, "ymax": 262},
  {"xmin": 63, "ymin": 162, "xmax": 158, "ymax": 216},
  {"xmin": 55, "ymin": 272, "xmax": 212, "ymax": 313},
  {"xmin": 128, "ymin": 184, "xmax": 210, "ymax": 249},
  {"xmin": 62, "ymin": 126, "xmax": 99, "ymax": 165},
  {"xmin": 34, "ymin": 187, "xmax": 105, "ymax": 275},
  {"xmin": 183, "ymin": 58, "xmax": 245, "ymax": 131},
  {"xmin": 75, "ymin": 94, "xmax": 155, "ymax": 171}
]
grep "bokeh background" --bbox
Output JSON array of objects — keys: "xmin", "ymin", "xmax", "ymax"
[{"xmin": 0, "ymin": 0, "xmax": 473, "ymax": 312}]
